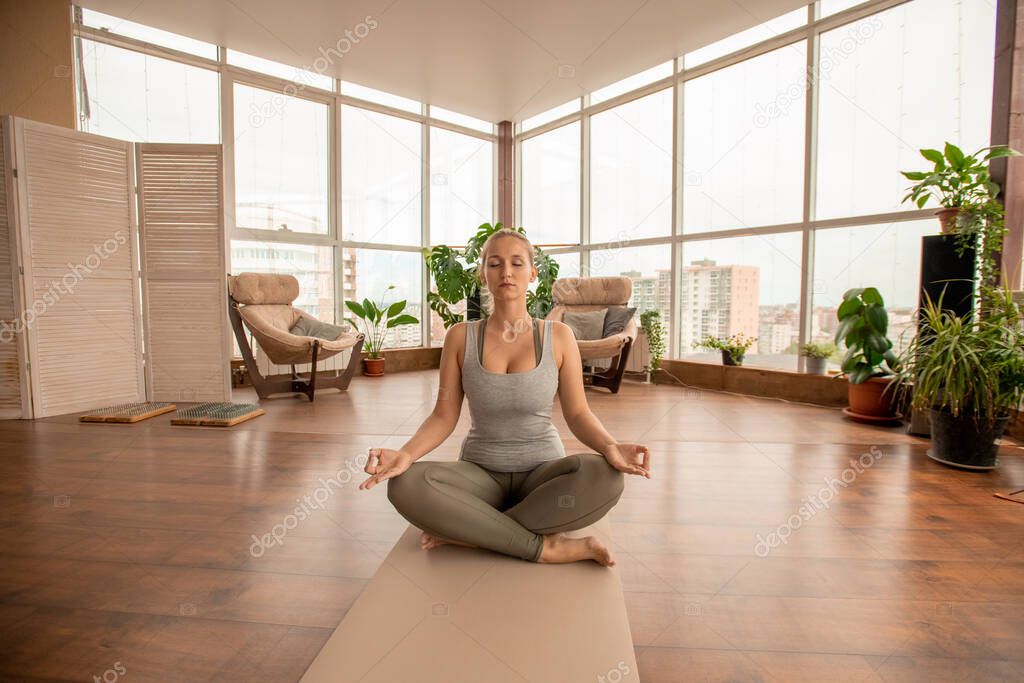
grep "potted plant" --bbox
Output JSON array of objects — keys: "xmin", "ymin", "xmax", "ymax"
[
  {"xmin": 900, "ymin": 142, "xmax": 1019, "ymax": 233},
  {"xmin": 833, "ymin": 287, "xmax": 900, "ymax": 422},
  {"xmin": 799, "ymin": 342, "xmax": 835, "ymax": 375},
  {"xmin": 423, "ymin": 222, "xmax": 559, "ymax": 327},
  {"xmin": 891, "ymin": 185, "xmax": 1023, "ymax": 469},
  {"xmin": 695, "ymin": 333, "xmax": 757, "ymax": 366},
  {"xmin": 344, "ymin": 285, "xmax": 419, "ymax": 377},
  {"xmin": 639, "ymin": 310, "xmax": 666, "ymax": 379},
  {"xmin": 891, "ymin": 289, "xmax": 1023, "ymax": 469}
]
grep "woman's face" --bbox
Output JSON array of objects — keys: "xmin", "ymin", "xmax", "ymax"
[{"xmin": 482, "ymin": 237, "xmax": 536, "ymax": 301}]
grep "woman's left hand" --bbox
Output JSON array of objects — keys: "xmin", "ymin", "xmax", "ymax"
[{"xmin": 603, "ymin": 443, "xmax": 651, "ymax": 478}]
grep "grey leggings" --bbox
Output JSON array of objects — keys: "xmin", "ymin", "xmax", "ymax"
[{"xmin": 386, "ymin": 453, "xmax": 625, "ymax": 562}]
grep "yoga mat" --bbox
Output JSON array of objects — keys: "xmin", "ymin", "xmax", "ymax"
[{"xmin": 300, "ymin": 517, "xmax": 636, "ymax": 682}]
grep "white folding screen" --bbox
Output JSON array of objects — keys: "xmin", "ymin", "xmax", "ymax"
[
  {"xmin": 0, "ymin": 118, "xmax": 27, "ymax": 419},
  {"xmin": 9, "ymin": 117, "xmax": 145, "ymax": 418},
  {"xmin": 136, "ymin": 144, "xmax": 231, "ymax": 402}
]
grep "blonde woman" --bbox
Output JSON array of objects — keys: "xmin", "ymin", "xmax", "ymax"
[{"xmin": 359, "ymin": 228, "xmax": 652, "ymax": 565}]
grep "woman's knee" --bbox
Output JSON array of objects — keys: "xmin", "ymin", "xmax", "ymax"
[
  {"xmin": 386, "ymin": 461, "xmax": 429, "ymax": 510},
  {"xmin": 578, "ymin": 452, "xmax": 625, "ymax": 500}
]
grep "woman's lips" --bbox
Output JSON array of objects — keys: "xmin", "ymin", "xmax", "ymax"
[{"xmin": 501, "ymin": 283, "xmax": 514, "ymax": 287}]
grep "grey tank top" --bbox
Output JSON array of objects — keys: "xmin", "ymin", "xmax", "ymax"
[{"xmin": 458, "ymin": 316, "xmax": 565, "ymax": 472}]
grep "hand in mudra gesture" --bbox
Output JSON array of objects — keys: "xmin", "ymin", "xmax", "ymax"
[
  {"xmin": 359, "ymin": 447, "xmax": 413, "ymax": 490},
  {"xmin": 603, "ymin": 443, "xmax": 652, "ymax": 478}
]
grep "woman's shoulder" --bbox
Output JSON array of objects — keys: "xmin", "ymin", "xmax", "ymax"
[
  {"xmin": 445, "ymin": 321, "xmax": 470, "ymax": 368},
  {"xmin": 546, "ymin": 319, "xmax": 573, "ymax": 369}
]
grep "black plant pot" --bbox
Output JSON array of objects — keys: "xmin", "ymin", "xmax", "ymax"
[
  {"xmin": 721, "ymin": 349, "xmax": 744, "ymax": 366},
  {"xmin": 927, "ymin": 408, "xmax": 1010, "ymax": 471}
]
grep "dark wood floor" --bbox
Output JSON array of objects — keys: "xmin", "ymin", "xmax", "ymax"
[{"xmin": 1, "ymin": 372, "xmax": 1022, "ymax": 682}]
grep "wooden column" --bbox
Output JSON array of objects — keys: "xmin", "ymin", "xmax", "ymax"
[
  {"xmin": 497, "ymin": 120, "xmax": 515, "ymax": 227},
  {"xmin": 992, "ymin": 0, "xmax": 1024, "ymax": 290}
]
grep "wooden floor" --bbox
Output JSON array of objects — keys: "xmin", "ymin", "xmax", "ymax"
[{"xmin": 1, "ymin": 372, "xmax": 1023, "ymax": 683}]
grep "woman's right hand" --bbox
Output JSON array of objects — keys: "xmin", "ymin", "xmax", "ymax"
[{"xmin": 359, "ymin": 447, "xmax": 413, "ymax": 490}]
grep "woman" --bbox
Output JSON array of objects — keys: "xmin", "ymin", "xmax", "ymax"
[{"xmin": 358, "ymin": 228, "xmax": 652, "ymax": 566}]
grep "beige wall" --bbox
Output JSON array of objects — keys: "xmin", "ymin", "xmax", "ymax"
[{"xmin": 0, "ymin": 0, "xmax": 75, "ymax": 128}]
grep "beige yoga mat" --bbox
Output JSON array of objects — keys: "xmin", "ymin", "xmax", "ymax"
[{"xmin": 300, "ymin": 517, "xmax": 637, "ymax": 683}]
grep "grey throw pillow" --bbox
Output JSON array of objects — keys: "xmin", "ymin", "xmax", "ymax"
[
  {"xmin": 563, "ymin": 309, "xmax": 608, "ymax": 341},
  {"xmin": 602, "ymin": 305, "xmax": 637, "ymax": 337},
  {"xmin": 290, "ymin": 315, "xmax": 347, "ymax": 340}
]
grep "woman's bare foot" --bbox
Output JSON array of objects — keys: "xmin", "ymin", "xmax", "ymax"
[
  {"xmin": 419, "ymin": 531, "xmax": 477, "ymax": 551},
  {"xmin": 538, "ymin": 533, "xmax": 616, "ymax": 566}
]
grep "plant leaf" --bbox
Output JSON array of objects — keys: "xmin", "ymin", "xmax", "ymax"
[
  {"xmin": 837, "ymin": 297, "xmax": 863, "ymax": 320},
  {"xmin": 920, "ymin": 148, "xmax": 945, "ymax": 166},
  {"xmin": 865, "ymin": 305, "xmax": 888, "ymax": 334},
  {"xmin": 345, "ymin": 300, "xmax": 366, "ymax": 319},
  {"xmin": 386, "ymin": 300, "xmax": 406, "ymax": 317},
  {"xmin": 387, "ymin": 314, "xmax": 419, "ymax": 328},
  {"xmin": 944, "ymin": 141, "xmax": 965, "ymax": 169}
]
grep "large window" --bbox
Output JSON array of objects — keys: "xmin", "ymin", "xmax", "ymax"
[
  {"xmin": 74, "ymin": 6, "xmax": 497, "ymax": 362},
  {"xmin": 521, "ymin": 99, "xmax": 580, "ymax": 132},
  {"xmin": 228, "ymin": 49, "xmax": 334, "ymax": 91},
  {"xmin": 77, "ymin": 39, "xmax": 219, "ymax": 143},
  {"xmin": 233, "ymin": 83, "xmax": 330, "ymax": 234},
  {"xmin": 512, "ymin": 0, "xmax": 998, "ymax": 373},
  {"xmin": 350, "ymin": 249, "xmax": 423, "ymax": 348},
  {"xmin": 679, "ymin": 233, "xmax": 803, "ymax": 370},
  {"xmin": 683, "ymin": 8, "xmax": 807, "ymax": 68},
  {"xmin": 81, "ymin": 9, "xmax": 217, "ymax": 59},
  {"xmin": 341, "ymin": 105, "xmax": 422, "ymax": 245},
  {"xmin": 815, "ymin": 0, "xmax": 997, "ymax": 219},
  {"xmin": 683, "ymin": 42, "xmax": 806, "ymax": 233},
  {"xmin": 230, "ymin": 241, "xmax": 335, "ymax": 322},
  {"xmin": 811, "ymin": 219, "xmax": 940, "ymax": 356},
  {"xmin": 521, "ymin": 122, "xmax": 581, "ymax": 247},
  {"xmin": 430, "ymin": 127, "xmax": 494, "ymax": 246},
  {"xmin": 588, "ymin": 244, "xmax": 672, "ymax": 333},
  {"xmin": 590, "ymin": 89, "xmax": 673, "ymax": 243}
]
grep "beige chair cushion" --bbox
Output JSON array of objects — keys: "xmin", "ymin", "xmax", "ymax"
[
  {"xmin": 238, "ymin": 305, "xmax": 362, "ymax": 365},
  {"xmin": 229, "ymin": 272, "xmax": 300, "ymax": 305},
  {"xmin": 551, "ymin": 276, "xmax": 632, "ymax": 306},
  {"xmin": 545, "ymin": 276, "xmax": 638, "ymax": 362}
]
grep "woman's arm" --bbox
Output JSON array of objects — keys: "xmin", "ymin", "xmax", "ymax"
[
  {"xmin": 396, "ymin": 322, "xmax": 467, "ymax": 461},
  {"xmin": 553, "ymin": 322, "xmax": 619, "ymax": 458}
]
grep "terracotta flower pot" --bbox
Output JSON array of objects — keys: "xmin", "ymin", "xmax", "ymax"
[
  {"xmin": 848, "ymin": 376, "xmax": 897, "ymax": 417},
  {"xmin": 935, "ymin": 207, "xmax": 961, "ymax": 234},
  {"xmin": 362, "ymin": 356, "xmax": 385, "ymax": 377}
]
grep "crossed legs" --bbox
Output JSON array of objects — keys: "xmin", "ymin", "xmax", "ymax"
[{"xmin": 386, "ymin": 453, "xmax": 624, "ymax": 563}]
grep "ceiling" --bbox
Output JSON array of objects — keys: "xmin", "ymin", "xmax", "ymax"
[{"xmin": 78, "ymin": 0, "xmax": 809, "ymax": 124}]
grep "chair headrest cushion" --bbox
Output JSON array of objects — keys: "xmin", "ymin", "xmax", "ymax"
[
  {"xmin": 228, "ymin": 272, "xmax": 300, "ymax": 305},
  {"xmin": 551, "ymin": 276, "xmax": 633, "ymax": 306}
]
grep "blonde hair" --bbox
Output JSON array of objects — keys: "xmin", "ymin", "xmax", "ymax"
[{"xmin": 476, "ymin": 229, "xmax": 536, "ymax": 285}]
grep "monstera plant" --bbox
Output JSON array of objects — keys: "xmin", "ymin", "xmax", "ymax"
[{"xmin": 423, "ymin": 222, "xmax": 559, "ymax": 327}]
